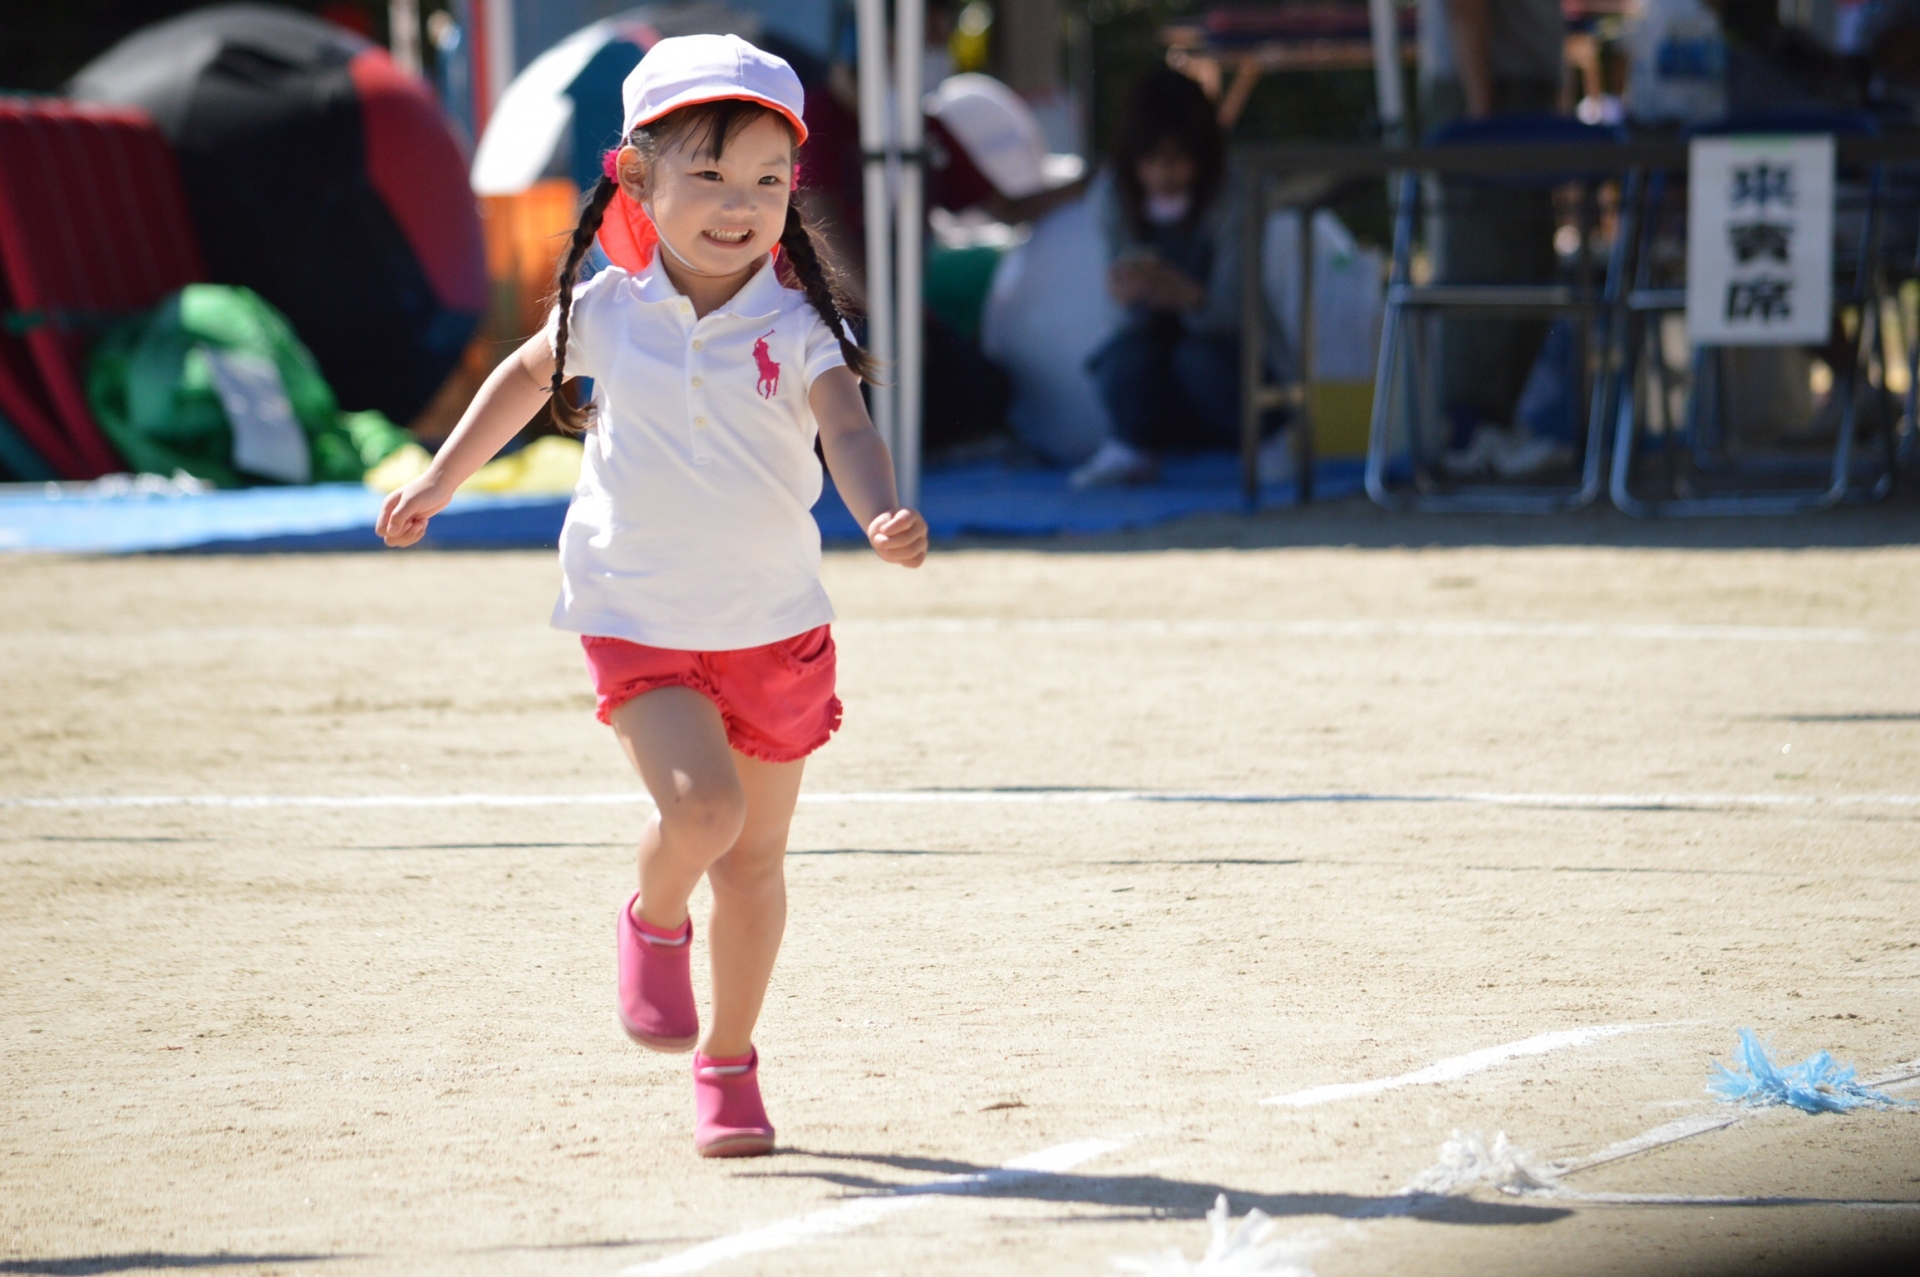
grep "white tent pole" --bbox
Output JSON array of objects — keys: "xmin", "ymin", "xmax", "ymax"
[
  {"xmin": 855, "ymin": 0, "xmax": 897, "ymax": 471},
  {"xmin": 892, "ymin": 0, "xmax": 925, "ymax": 509},
  {"xmin": 1366, "ymin": 0, "xmax": 1405, "ymax": 143}
]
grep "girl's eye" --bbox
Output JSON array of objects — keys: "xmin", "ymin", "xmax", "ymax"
[
  {"xmin": 695, "ymin": 170, "xmax": 722, "ymax": 181},
  {"xmin": 759, "ymin": 175, "xmax": 785, "ymax": 186}
]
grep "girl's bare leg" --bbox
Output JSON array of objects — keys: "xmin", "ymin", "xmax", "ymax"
[
  {"xmin": 609, "ymin": 687, "xmax": 805, "ymax": 1057},
  {"xmin": 702, "ymin": 752, "xmax": 803, "ymax": 1058},
  {"xmin": 611, "ymin": 688, "xmax": 746, "ymax": 932}
]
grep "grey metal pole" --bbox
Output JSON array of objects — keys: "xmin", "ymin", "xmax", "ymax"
[
  {"xmin": 479, "ymin": 0, "xmax": 514, "ymax": 127},
  {"xmin": 1240, "ymin": 178, "xmax": 1264, "ymax": 508},
  {"xmin": 893, "ymin": 0, "xmax": 925, "ymax": 508},
  {"xmin": 1296, "ymin": 204, "xmax": 1318, "ymax": 502},
  {"xmin": 855, "ymin": 0, "xmax": 897, "ymax": 462}
]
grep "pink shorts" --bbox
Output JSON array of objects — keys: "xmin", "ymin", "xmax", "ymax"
[{"xmin": 580, "ymin": 626, "xmax": 842, "ymax": 763}]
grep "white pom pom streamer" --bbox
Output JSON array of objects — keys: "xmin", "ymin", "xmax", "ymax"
[
  {"xmin": 1110, "ymin": 1194, "xmax": 1317, "ymax": 1277},
  {"xmin": 1403, "ymin": 1129, "xmax": 1557, "ymax": 1197}
]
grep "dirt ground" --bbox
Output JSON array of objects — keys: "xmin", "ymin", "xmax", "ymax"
[{"xmin": 3, "ymin": 498, "xmax": 1919, "ymax": 1277}]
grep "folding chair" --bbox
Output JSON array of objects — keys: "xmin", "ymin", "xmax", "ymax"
[
  {"xmin": 1608, "ymin": 111, "xmax": 1893, "ymax": 515},
  {"xmin": 0, "ymin": 99, "xmax": 204, "ymax": 479},
  {"xmin": 1366, "ymin": 114, "xmax": 1635, "ymax": 512}
]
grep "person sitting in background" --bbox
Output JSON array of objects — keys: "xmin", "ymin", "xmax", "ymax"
[{"xmin": 1075, "ymin": 69, "xmax": 1252, "ymax": 488}]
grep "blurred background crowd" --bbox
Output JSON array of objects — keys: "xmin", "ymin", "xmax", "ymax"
[{"xmin": 7, "ymin": 0, "xmax": 1920, "ymax": 499}]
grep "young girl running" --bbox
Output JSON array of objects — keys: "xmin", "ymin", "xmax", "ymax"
[{"xmin": 376, "ymin": 34, "xmax": 927, "ymax": 1157}]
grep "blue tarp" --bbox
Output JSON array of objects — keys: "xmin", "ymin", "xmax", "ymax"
[{"xmin": 0, "ymin": 454, "xmax": 1365, "ymax": 555}]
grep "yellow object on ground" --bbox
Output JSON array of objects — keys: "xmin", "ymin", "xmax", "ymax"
[
  {"xmin": 1308, "ymin": 381, "xmax": 1375, "ymax": 458},
  {"xmin": 362, "ymin": 442, "xmax": 432, "ymax": 492},
  {"xmin": 363, "ymin": 435, "xmax": 583, "ymax": 496}
]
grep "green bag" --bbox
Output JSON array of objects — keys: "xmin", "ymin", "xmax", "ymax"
[
  {"xmin": 87, "ymin": 284, "xmax": 413, "ymax": 487},
  {"xmin": 924, "ymin": 244, "xmax": 1003, "ymax": 344}
]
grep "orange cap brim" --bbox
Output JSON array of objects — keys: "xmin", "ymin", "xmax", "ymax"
[{"xmin": 626, "ymin": 92, "xmax": 809, "ymax": 147}]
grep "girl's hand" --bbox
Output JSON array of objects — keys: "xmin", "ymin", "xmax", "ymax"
[
  {"xmin": 1108, "ymin": 258, "xmax": 1152, "ymax": 306},
  {"xmin": 1108, "ymin": 258, "xmax": 1203, "ymax": 312},
  {"xmin": 866, "ymin": 508, "xmax": 927, "ymax": 568},
  {"xmin": 1139, "ymin": 260, "xmax": 1206, "ymax": 313},
  {"xmin": 376, "ymin": 473, "xmax": 455, "ymax": 548}
]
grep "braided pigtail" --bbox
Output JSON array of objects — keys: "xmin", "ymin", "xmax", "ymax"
[
  {"xmin": 778, "ymin": 203, "xmax": 881, "ymax": 384},
  {"xmin": 548, "ymin": 173, "xmax": 620, "ymax": 433}
]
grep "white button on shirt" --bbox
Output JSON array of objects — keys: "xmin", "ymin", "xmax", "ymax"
[{"xmin": 544, "ymin": 255, "xmax": 848, "ymax": 651}]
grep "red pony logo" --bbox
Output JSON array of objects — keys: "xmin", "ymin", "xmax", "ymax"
[{"xmin": 751, "ymin": 330, "xmax": 780, "ymax": 399}]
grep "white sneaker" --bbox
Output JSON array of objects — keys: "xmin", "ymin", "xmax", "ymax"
[
  {"xmin": 1487, "ymin": 430, "xmax": 1571, "ymax": 479},
  {"xmin": 1440, "ymin": 425, "xmax": 1570, "ymax": 480},
  {"xmin": 1255, "ymin": 430, "xmax": 1296, "ymax": 485},
  {"xmin": 1439, "ymin": 425, "xmax": 1501, "ymax": 478},
  {"xmin": 1069, "ymin": 440, "xmax": 1157, "ymax": 489}
]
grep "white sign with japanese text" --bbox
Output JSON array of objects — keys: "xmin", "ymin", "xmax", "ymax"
[{"xmin": 1686, "ymin": 135, "xmax": 1834, "ymax": 345}]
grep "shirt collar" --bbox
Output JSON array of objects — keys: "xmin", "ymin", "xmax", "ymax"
[{"xmin": 625, "ymin": 253, "xmax": 785, "ymax": 321}]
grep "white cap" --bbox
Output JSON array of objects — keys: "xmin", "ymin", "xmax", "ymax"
[
  {"xmin": 620, "ymin": 33, "xmax": 807, "ymax": 145},
  {"xmin": 924, "ymin": 73, "xmax": 1084, "ymax": 199}
]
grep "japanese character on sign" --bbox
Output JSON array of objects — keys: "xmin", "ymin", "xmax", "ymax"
[
  {"xmin": 1727, "ymin": 221, "xmax": 1792, "ymax": 264},
  {"xmin": 1725, "ymin": 277, "xmax": 1793, "ymax": 321},
  {"xmin": 1730, "ymin": 163, "xmax": 1795, "ymax": 209}
]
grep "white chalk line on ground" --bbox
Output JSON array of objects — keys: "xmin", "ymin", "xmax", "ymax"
[
  {"xmin": 9, "ymin": 617, "xmax": 1916, "ymax": 647},
  {"xmin": 850, "ymin": 617, "xmax": 1920, "ymax": 646},
  {"xmin": 7, "ymin": 789, "xmax": 1919, "ymax": 811},
  {"xmin": 1263, "ymin": 1024, "xmax": 1655, "ymax": 1108},
  {"xmin": 615, "ymin": 1137, "xmax": 1129, "ymax": 1276}
]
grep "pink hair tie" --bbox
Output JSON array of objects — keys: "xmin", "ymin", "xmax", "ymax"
[{"xmin": 601, "ymin": 149, "xmax": 620, "ymax": 182}]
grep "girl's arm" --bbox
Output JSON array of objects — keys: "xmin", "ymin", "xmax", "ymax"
[
  {"xmin": 811, "ymin": 366, "xmax": 928, "ymax": 569},
  {"xmin": 376, "ymin": 334, "xmax": 558, "ymax": 547}
]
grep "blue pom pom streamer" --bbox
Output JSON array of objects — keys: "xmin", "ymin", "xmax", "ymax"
[{"xmin": 1708, "ymin": 1028, "xmax": 1915, "ymax": 1114}]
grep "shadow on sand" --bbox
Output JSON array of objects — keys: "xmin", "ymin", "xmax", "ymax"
[
  {"xmin": 0, "ymin": 1256, "xmax": 342, "ymax": 1275},
  {"xmin": 755, "ymin": 1148, "xmax": 1572, "ymax": 1226}
]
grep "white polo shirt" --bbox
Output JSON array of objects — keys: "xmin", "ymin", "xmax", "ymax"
[{"xmin": 544, "ymin": 254, "xmax": 847, "ymax": 651}]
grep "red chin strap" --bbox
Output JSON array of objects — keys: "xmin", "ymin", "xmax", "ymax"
[{"xmin": 598, "ymin": 186, "xmax": 660, "ymax": 273}]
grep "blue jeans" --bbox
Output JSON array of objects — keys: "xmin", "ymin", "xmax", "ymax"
[{"xmin": 1089, "ymin": 318, "xmax": 1240, "ymax": 453}]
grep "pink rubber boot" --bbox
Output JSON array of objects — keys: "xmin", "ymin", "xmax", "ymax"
[
  {"xmin": 617, "ymin": 892, "xmax": 697, "ymax": 1052},
  {"xmin": 693, "ymin": 1048, "xmax": 775, "ymax": 1158}
]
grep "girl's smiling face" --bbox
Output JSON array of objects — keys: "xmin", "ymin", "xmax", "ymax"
[{"xmin": 620, "ymin": 109, "xmax": 794, "ymax": 278}]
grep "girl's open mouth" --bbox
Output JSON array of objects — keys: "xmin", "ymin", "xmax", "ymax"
[{"xmin": 702, "ymin": 228, "xmax": 753, "ymax": 246}]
